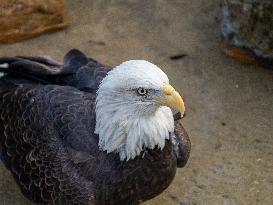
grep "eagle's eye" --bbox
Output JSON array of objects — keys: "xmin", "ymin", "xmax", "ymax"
[{"xmin": 137, "ymin": 88, "xmax": 148, "ymax": 96}]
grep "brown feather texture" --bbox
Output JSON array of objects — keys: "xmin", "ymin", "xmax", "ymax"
[{"xmin": 0, "ymin": 49, "xmax": 190, "ymax": 205}]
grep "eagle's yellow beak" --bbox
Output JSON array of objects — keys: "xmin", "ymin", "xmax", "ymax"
[{"xmin": 160, "ymin": 84, "xmax": 185, "ymax": 116}]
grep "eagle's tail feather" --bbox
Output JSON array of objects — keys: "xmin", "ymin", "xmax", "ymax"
[
  {"xmin": 0, "ymin": 49, "xmax": 110, "ymax": 92},
  {"xmin": 0, "ymin": 49, "xmax": 91, "ymax": 83},
  {"xmin": 0, "ymin": 54, "xmax": 63, "ymax": 84}
]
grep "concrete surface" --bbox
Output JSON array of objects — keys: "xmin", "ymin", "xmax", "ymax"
[{"xmin": 0, "ymin": 0, "xmax": 272, "ymax": 205}]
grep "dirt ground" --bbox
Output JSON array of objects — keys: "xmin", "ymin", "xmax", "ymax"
[{"xmin": 0, "ymin": 1, "xmax": 272, "ymax": 205}]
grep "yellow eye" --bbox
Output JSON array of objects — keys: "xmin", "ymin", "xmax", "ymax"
[{"xmin": 137, "ymin": 88, "xmax": 148, "ymax": 96}]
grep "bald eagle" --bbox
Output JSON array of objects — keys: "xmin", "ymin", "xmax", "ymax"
[{"xmin": 0, "ymin": 49, "xmax": 190, "ymax": 205}]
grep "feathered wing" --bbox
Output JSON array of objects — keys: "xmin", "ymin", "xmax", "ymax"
[
  {"xmin": 173, "ymin": 120, "xmax": 191, "ymax": 167},
  {"xmin": 0, "ymin": 49, "xmax": 111, "ymax": 204},
  {"xmin": 0, "ymin": 84, "xmax": 100, "ymax": 204}
]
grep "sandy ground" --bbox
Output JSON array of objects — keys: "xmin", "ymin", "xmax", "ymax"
[{"xmin": 0, "ymin": 1, "xmax": 272, "ymax": 205}]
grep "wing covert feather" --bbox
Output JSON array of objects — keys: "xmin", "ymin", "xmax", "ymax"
[{"xmin": 0, "ymin": 85, "xmax": 97, "ymax": 204}]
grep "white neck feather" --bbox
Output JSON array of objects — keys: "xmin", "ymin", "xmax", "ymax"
[{"xmin": 95, "ymin": 97, "xmax": 174, "ymax": 160}]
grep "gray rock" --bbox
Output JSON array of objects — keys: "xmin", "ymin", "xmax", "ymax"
[{"xmin": 222, "ymin": 0, "xmax": 273, "ymax": 68}]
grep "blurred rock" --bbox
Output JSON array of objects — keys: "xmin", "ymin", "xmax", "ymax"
[
  {"xmin": 0, "ymin": 0, "xmax": 69, "ymax": 43},
  {"xmin": 221, "ymin": 0, "xmax": 273, "ymax": 69}
]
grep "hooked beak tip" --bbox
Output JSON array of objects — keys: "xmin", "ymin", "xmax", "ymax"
[{"xmin": 161, "ymin": 84, "xmax": 186, "ymax": 115}]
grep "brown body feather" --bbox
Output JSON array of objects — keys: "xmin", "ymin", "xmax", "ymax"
[{"xmin": 0, "ymin": 50, "xmax": 190, "ymax": 205}]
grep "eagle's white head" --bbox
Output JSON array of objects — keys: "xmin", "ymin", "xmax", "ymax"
[{"xmin": 95, "ymin": 60, "xmax": 185, "ymax": 160}]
